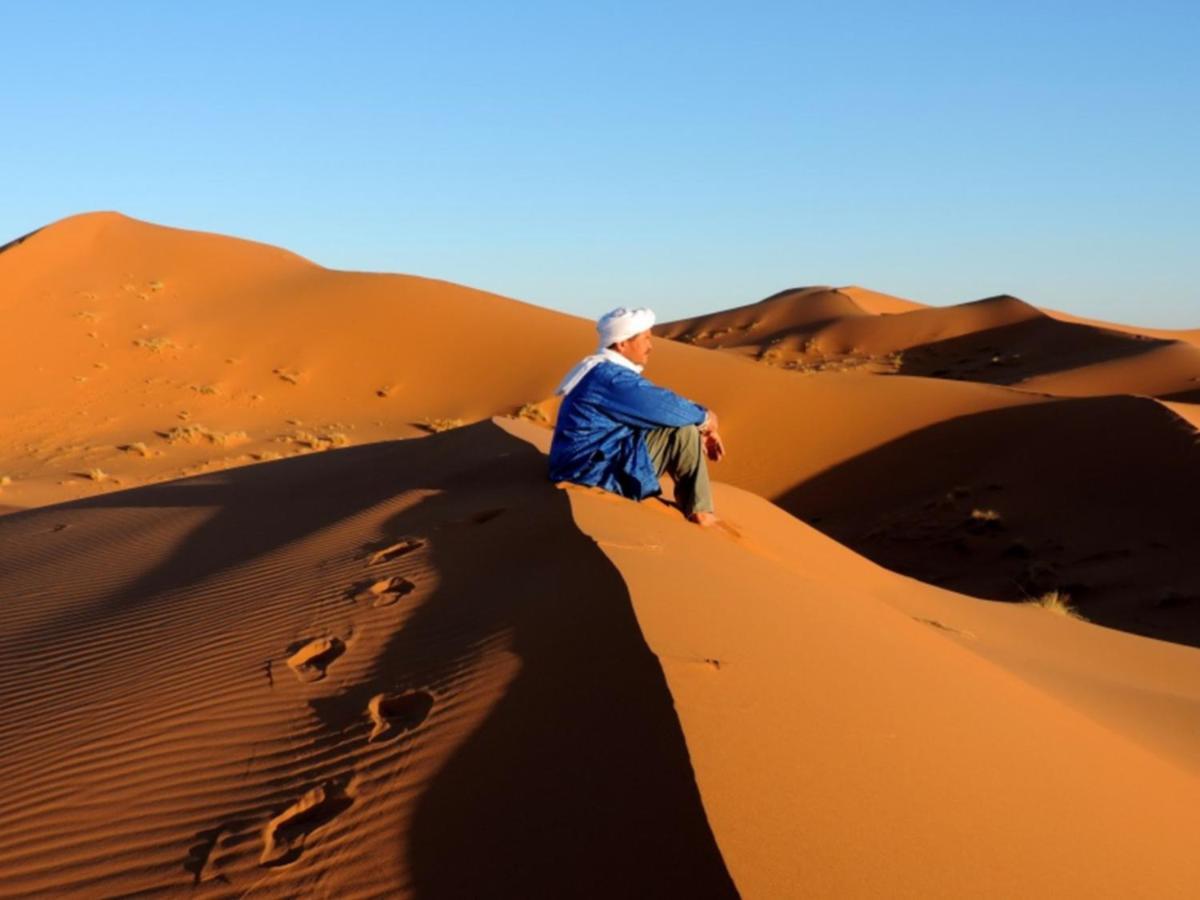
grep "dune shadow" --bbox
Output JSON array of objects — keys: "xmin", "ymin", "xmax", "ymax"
[
  {"xmin": 387, "ymin": 486, "xmax": 737, "ymax": 897},
  {"xmin": 3, "ymin": 422, "xmax": 737, "ymax": 896},
  {"xmin": 895, "ymin": 317, "xmax": 1172, "ymax": 385},
  {"xmin": 776, "ymin": 395, "xmax": 1200, "ymax": 648}
]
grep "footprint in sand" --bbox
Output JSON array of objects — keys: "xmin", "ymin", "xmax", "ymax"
[
  {"xmin": 185, "ymin": 825, "xmax": 223, "ymax": 884},
  {"xmin": 286, "ymin": 637, "xmax": 346, "ymax": 683},
  {"xmin": 912, "ymin": 616, "xmax": 976, "ymax": 639},
  {"xmin": 352, "ymin": 576, "xmax": 416, "ymax": 607},
  {"xmin": 368, "ymin": 691, "xmax": 434, "ymax": 741},
  {"xmin": 367, "ymin": 538, "xmax": 423, "ymax": 565},
  {"xmin": 259, "ymin": 783, "xmax": 353, "ymax": 868},
  {"xmin": 184, "ymin": 819, "xmax": 244, "ymax": 885}
]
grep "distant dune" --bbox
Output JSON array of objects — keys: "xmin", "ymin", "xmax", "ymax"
[{"xmin": 1, "ymin": 213, "xmax": 1198, "ymax": 897}]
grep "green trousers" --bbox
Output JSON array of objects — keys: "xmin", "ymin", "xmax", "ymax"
[{"xmin": 643, "ymin": 424, "xmax": 714, "ymax": 515}]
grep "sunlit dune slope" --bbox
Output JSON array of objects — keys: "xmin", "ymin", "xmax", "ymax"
[
  {"xmin": 0, "ymin": 215, "xmax": 1045, "ymax": 513},
  {"xmin": 0, "ymin": 212, "xmax": 593, "ymax": 509},
  {"xmin": 0, "ymin": 419, "xmax": 1196, "ymax": 898},
  {"xmin": 658, "ymin": 288, "xmax": 1200, "ymax": 397}
]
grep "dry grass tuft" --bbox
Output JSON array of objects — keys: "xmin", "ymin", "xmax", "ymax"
[
  {"xmin": 515, "ymin": 402, "xmax": 548, "ymax": 423},
  {"xmin": 418, "ymin": 417, "xmax": 464, "ymax": 434},
  {"xmin": 970, "ymin": 508, "xmax": 1002, "ymax": 521},
  {"xmin": 148, "ymin": 280, "xmax": 164, "ymax": 292},
  {"xmin": 1025, "ymin": 590, "xmax": 1088, "ymax": 621},
  {"xmin": 133, "ymin": 336, "xmax": 177, "ymax": 353},
  {"xmin": 190, "ymin": 384, "xmax": 220, "ymax": 395},
  {"xmin": 284, "ymin": 430, "xmax": 350, "ymax": 451},
  {"xmin": 119, "ymin": 442, "xmax": 152, "ymax": 458},
  {"xmin": 159, "ymin": 425, "xmax": 249, "ymax": 447}
]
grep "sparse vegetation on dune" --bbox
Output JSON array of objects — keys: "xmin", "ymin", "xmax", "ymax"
[
  {"xmin": 284, "ymin": 430, "xmax": 350, "ymax": 451},
  {"xmin": 515, "ymin": 402, "xmax": 548, "ymax": 424},
  {"xmin": 133, "ymin": 336, "xmax": 177, "ymax": 353},
  {"xmin": 1025, "ymin": 590, "xmax": 1088, "ymax": 621},
  {"xmin": 159, "ymin": 425, "xmax": 249, "ymax": 447},
  {"xmin": 417, "ymin": 417, "xmax": 464, "ymax": 433}
]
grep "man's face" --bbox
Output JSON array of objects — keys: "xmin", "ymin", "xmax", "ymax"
[{"xmin": 616, "ymin": 329, "xmax": 653, "ymax": 366}]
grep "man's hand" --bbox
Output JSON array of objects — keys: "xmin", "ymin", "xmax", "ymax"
[
  {"xmin": 703, "ymin": 429, "xmax": 726, "ymax": 462},
  {"xmin": 700, "ymin": 410, "xmax": 719, "ymax": 435}
]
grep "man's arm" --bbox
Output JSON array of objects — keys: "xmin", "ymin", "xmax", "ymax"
[{"xmin": 591, "ymin": 368, "xmax": 707, "ymax": 430}]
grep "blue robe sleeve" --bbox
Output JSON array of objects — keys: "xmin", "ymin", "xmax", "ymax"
[{"xmin": 589, "ymin": 368, "xmax": 707, "ymax": 429}]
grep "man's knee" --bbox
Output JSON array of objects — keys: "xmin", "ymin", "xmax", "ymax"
[{"xmin": 670, "ymin": 424, "xmax": 702, "ymax": 464}]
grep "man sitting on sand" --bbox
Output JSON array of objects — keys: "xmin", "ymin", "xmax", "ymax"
[{"xmin": 549, "ymin": 306, "xmax": 726, "ymax": 525}]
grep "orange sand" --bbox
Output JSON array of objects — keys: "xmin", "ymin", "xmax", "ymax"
[{"xmin": 0, "ymin": 213, "xmax": 1197, "ymax": 897}]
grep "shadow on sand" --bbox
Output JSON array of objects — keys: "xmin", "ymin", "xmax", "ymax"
[
  {"xmin": 778, "ymin": 395, "xmax": 1200, "ymax": 648},
  {"xmin": 2, "ymin": 421, "xmax": 737, "ymax": 897}
]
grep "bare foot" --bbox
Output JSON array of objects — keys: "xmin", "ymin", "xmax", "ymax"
[{"xmin": 687, "ymin": 511, "xmax": 720, "ymax": 527}]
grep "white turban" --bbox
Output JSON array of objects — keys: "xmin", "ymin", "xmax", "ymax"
[{"xmin": 597, "ymin": 306, "xmax": 656, "ymax": 350}]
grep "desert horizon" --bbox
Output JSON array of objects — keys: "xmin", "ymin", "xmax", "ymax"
[{"xmin": 1, "ymin": 210, "xmax": 1198, "ymax": 897}]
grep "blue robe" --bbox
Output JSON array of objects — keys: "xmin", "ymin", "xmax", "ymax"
[{"xmin": 548, "ymin": 361, "xmax": 708, "ymax": 499}]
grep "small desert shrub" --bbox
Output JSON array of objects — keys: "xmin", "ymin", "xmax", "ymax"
[
  {"xmin": 120, "ymin": 442, "xmax": 152, "ymax": 457},
  {"xmin": 85, "ymin": 468, "xmax": 108, "ymax": 482},
  {"xmin": 273, "ymin": 368, "xmax": 301, "ymax": 385},
  {"xmin": 419, "ymin": 417, "xmax": 463, "ymax": 433},
  {"xmin": 287, "ymin": 430, "xmax": 349, "ymax": 451},
  {"xmin": 148, "ymin": 280, "xmax": 164, "ymax": 292},
  {"xmin": 191, "ymin": 384, "xmax": 219, "ymax": 395},
  {"xmin": 160, "ymin": 425, "xmax": 248, "ymax": 447},
  {"xmin": 515, "ymin": 402, "xmax": 548, "ymax": 423},
  {"xmin": 1025, "ymin": 590, "xmax": 1088, "ymax": 621},
  {"xmin": 133, "ymin": 336, "xmax": 176, "ymax": 352}
]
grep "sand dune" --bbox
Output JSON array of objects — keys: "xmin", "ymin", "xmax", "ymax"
[
  {"xmin": 0, "ymin": 212, "xmax": 591, "ymax": 510},
  {"xmin": 3, "ymin": 212, "xmax": 1199, "ymax": 897},
  {"xmin": 3, "ymin": 212, "xmax": 1196, "ymax": 633},
  {"xmin": 658, "ymin": 288, "xmax": 1200, "ymax": 397},
  {"xmin": 1015, "ymin": 340, "xmax": 1200, "ymax": 398},
  {"xmin": 0, "ymin": 419, "xmax": 1196, "ymax": 897},
  {"xmin": 779, "ymin": 392, "xmax": 1200, "ymax": 645}
]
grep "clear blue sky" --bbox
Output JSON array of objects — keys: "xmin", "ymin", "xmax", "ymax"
[{"xmin": 2, "ymin": 1, "xmax": 1196, "ymax": 326}]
